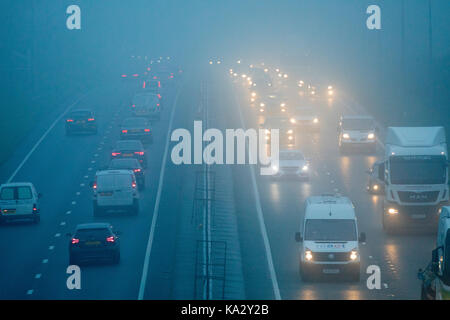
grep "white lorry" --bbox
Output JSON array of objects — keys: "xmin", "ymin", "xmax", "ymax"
[{"xmin": 381, "ymin": 127, "xmax": 449, "ymax": 233}]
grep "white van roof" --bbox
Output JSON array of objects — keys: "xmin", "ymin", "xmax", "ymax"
[
  {"xmin": 0, "ymin": 182, "xmax": 34, "ymax": 188},
  {"xmin": 305, "ymin": 195, "xmax": 355, "ymax": 220},
  {"xmin": 96, "ymin": 170, "xmax": 134, "ymax": 176},
  {"xmin": 386, "ymin": 127, "xmax": 446, "ymax": 147}
]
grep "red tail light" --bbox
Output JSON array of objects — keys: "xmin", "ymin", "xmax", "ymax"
[
  {"xmin": 157, "ymin": 94, "xmax": 161, "ymax": 99},
  {"xmin": 106, "ymin": 236, "xmax": 115, "ymax": 243},
  {"xmin": 33, "ymin": 204, "xmax": 37, "ymax": 211},
  {"xmin": 93, "ymin": 182, "xmax": 97, "ymax": 189},
  {"xmin": 71, "ymin": 238, "xmax": 80, "ymax": 244},
  {"xmin": 132, "ymin": 104, "xmax": 135, "ymax": 108},
  {"xmin": 147, "ymin": 67, "xmax": 151, "ymax": 71},
  {"xmin": 66, "ymin": 119, "xmax": 74, "ymax": 122},
  {"xmin": 121, "ymin": 74, "xmax": 127, "ymax": 78},
  {"xmin": 144, "ymin": 129, "xmax": 150, "ymax": 132},
  {"xmin": 132, "ymin": 182, "xmax": 137, "ymax": 189},
  {"xmin": 88, "ymin": 118, "xmax": 95, "ymax": 121},
  {"xmin": 142, "ymin": 81, "xmax": 146, "ymax": 89},
  {"xmin": 153, "ymin": 76, "xmax": 157, "ymax": 79},
  {"xmin": 158, "ymin": 81, "xmax": 161, "ymax": 88},
  {"xmin": 133, "ymin": 74, "xmax": 139, "ymax": 77},
  {"xmin": 156, "ymin": 104, "xmax": 160, "ymax": 107},
  {"xmin": 122, "ymin": 129, "xmax": 128, "ymax": 133},
  {"xmin": 112, "ymin": 152, "xmax": 121, "ymax": 157},
  {"xmin": 134, "ymin": 169, "xmax": 141, "ymax": 173},
  {"xmin": 135, "ymin": 151, "xmax": 144, "ymax": 155}
]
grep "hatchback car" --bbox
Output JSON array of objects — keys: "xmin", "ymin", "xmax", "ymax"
[
  {"xmin": 68, "ymin": 223, "xmax": 120, "ymax": 265},
  {"xmin": 65, "ymin": 109, "xmax": 98, "ymax": 135},
  {"xmin": 109, "ymin": 158, "xmax": 145, "ymax": 189},
  {"xmin": 111, "ymin": 140, "xmax": 147, "ymax": 168},
  {"xmin": 120, "ymin": 117, "xmax": 153, "ymax": 143}
]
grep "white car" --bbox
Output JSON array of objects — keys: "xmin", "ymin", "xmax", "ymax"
[
  {"xmin": 338, "ymin": 115, "xmax": 377, "ymax": 153},
  {"xmin": 0, "ymin": 182, "xmax": 41, "ymax": 224},
  {"xmin": 295, "ymin": 194, "xmax": 366, "ymax": 281},
  {"xmin": 92, "ymin": 170, "xmax": 139, "ymax": 216},
  {"xmin": 290, "ymin": 106, "xmax": 320, "ymax": 132},
  {"xmin": 271, "ymin": 150, "xmax": 310, "ymax": 180}
]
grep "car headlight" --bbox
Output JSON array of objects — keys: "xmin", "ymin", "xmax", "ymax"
[
  {"xmin": 265, "ymin": 129, "xmax": 270, "ymax": 134},
  {"xmin": 342, "ymin": 133, "xmax": 350, "ymax": 139},
  {"xmin": 272, "ymin": 165, "xmax": 278, "ymax": 172},
  {"xmin": 280, "ymin": 103, "xmax": 286, "ymax": 107},
  {"xmin": 328, "ymin": 90, "xmax": 334, "ymax": 96},
  {"xmin": 288, "ymin": 136, "xmax": 293, "ymax": 140},
  {"xmin": 260, "ymin": 108, "xmax": 265, "ymax": 113},
  {"xmin": 368, "ymin": 133, "xmax": 375, "ymax": 140},
  {"xmin": 313, "ymin": 118, "xmax": 319, "ymax": 124},
  {"xmin": 305, "ymin": 250, "xmax": 313, "ymax": 261},
  {"xmin": 260, "ymin": 103, "xmax": 265, "ymax": 107},
  {"xmin": 373, "ymin": 184, "xmax": 379, "ymax": 190},
  {"xmin": 290, "ymin": 118, "xmax": 296, "ymax": 124},
  {"xmin": 287, "ymin": 129, "xmax": 293, "ymax": 134},
  {"xmin": 251, "ymin": 92, "xmax": 256, "ymax": 97},
  {"xmin": 311, "ymin": 91, "xmax": 315, "ymax": 95},
  {"xmin": 350, "ymin": 250, "xmax": 358, "ymax": 261},
  {"xmin": 302, "ymin": 165, "xmax": 309, "ymax": 171},
  {"xmin": 388, "ymin": 208, "xmax": 398, "ymax": 215}
]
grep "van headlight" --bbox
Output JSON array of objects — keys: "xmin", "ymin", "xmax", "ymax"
[
  {"xmin": 342, "ymin": 133, "xmax": 350, "ymax": 139},
  {"xmin": 302, "ymin": 165, "xmax": 309, "ymax": 171},
  {"xmin": 272, "ymin": 165, "xmax": 279, "ymax": 173},
  {"xmin": 313, "ymin": 118, "xmax": 319, "ymax": 124},
  {"xmin": 350, "ymin": 250, "xmax": 358, "ymax": 261},
  {"xmin": 388, "ymin": 208, "xmax": 399, "ymax": 215},
  {"xmin": 290, "ymin": 118, "xmax": 296, "ymax": 124},
  {"xmin": 305, "ymin": 250, "xmax": 313, "ymax": 261},
  {"xmin": 287, "ymin": 129, "xmax": 293, "ymax": 134},
  {"xmin": 368, "ymin": 133, "xmax": 375, "ymax": 140}
]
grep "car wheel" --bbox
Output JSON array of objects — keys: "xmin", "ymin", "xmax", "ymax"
[{"xmin": 113, "ymin": 251, "xmax": 120, "ymax": 264}]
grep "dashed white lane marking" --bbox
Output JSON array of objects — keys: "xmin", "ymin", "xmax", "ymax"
[
  {"xmin": 71, "ymin": 201, "xmax": 76, "ymax": 205},
  {"xmin": 84, "ymin": 175, "xmax": 89, "ymax": 179},
  {"xmin": 330, "ymin": 180, "xmax": 335, "ymax": 184},
  {"xmin": 49, "ymin": 246, "xmax": 55, "ymax": 250},
  {"xmin": 35, "ymin": 274, "xmax": 42, "ymax": 279},
  {"xmin": 97, "ymin": 147, "xmax": 102, "ymax": 151},
  {"xmin": 369, "ymin": 255, "xmax": 373, "ymax": 259},
  {"xmin": 55, "ymin": 233, "xmax": 61, "ymax": 238},
  {"xmin": 94, "ymin": 154, "xmax": 99, "ymax": 157},
  {"xmin": 60, "ymin": 222, "xmax": 66, "ymax": 226},
  {"xmin": 42, "ymin": 259, "xmax": 48, "ymax": 264},
  {"xmin": 138, "ymin": 87, "xmax": 181, "ymax": 300},
  {"xmin": 80, "ymin": 183, "xmax": 85, "ymax": 187},
  {"xmin": 27, "ymin": 290, "xmax": 33, "ymax": 295},
  {"xmin": 66, "ymin": 210, "xmax": 71, "ymax": 215},
  {"xmin": 88, "ymin": 168, "xmax": 93, "ymax": 171},
  {"xmin": 76, "ymin": 192, "xmax": 80, "ymax": 196},
  {"xmin": 383, "ymin": 283, "xmax": 389, "ymax": 289},
  {"xmin": 91, "ymin": 160, "xmax": 96, "ymax": 164}
]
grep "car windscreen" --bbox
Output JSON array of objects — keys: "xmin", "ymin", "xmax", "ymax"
[
  {"xmin": 280, "ymin": 152, "xmax": 304, "ymax": 160},
  {"xmin": 97, "ymin": 174, "xmax": 132, "ymax": 188},
  {"xmin": 122, "ymin": 118, "xmax": 147, "ymax": 127},
  {"xmin": 304, "ymin": 219, "xmax": 357, "ymax": 241},
  {"xmin": 75, "ymin": 228, "xmax": 111, "ymax": 240},
  {"xmin": 342, "ymin": 118, "xmax": 374, "ymax": 130},
  {"xmin": 390, "ymin": 155, "xmax": 447, "ymax": 185}
]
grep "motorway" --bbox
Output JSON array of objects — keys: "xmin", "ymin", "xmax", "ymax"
[{"xmin": 0, "ymin": 63, "xmax": 436, "ymax": 300}]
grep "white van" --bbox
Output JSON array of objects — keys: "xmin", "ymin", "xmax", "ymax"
[
  {"xmin": 295, "ymin": 194, "xmax": 366, "ymax": 281},
  {"xmin": 92, "ymin": 170, "xmax": 139, "ymax": 216},
  {"xmin": 0, "ymin": 182, "xmax": 41, "ymax": 224}
]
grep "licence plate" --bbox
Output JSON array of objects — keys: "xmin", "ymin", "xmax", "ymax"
[
  {"xmin": 76, "ymin": 120, "xmax": 85, "ymax": 124},
  {"xmin": 123, "ymin": 153, "xmax": 133, "ymax": 157},
  {"xmin": 100, "ymin": 192, "xmax": 113, "ymax": 196},
  {"xmin": 2, "ymin": 209, "xmax": 16, "ymax": 214},
  {"xmin": 322, "ymin": 269, "xmax": 340, "ymax": 274},
  {"xmin": 412, "ymin": 214, "xmax": 426, "ymax": 219},
  {"xmin": 130, "ymin": 129, "xmax": 140, "ymax": 133},
  {"xmin": 85, "ymin": 241, "xmax": 101, "ymax": 246}
]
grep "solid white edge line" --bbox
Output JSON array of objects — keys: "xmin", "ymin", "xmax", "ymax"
[
  {"xmin": 6, "ymin": 92, "xmax": 88, "ymax": 183},
  {"xmin": 137, "ymin": 86, "xmax": 182, "ymax": 300},
  {"xmin": 232, "ymin": 84, "xmax": 282, "ymax": 300}
]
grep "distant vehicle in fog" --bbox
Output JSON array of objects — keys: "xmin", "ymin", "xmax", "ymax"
[
  {"xmin": 338, "ymin": 115, "xmax": 377, "ymax": 153},
  {"xmin": 271, "ymin": 149, "xmax": 310, "ymax": 180},
  {"xmin": 65, "ymin": 110, "xmax": 98, "ymax": 135},
  {"xmin": 0, "ymin": 182, "xmax": 41, "ymax": 224},
  {"xmin": 290, "ymin": 106, "xmax": 320, "ymax": 132},
  {"xmin": 131, "ymin": 93, "xmax": 161, "ymax": 119},
  {"xmin": 120, "ymin": 117, "xmax": 153, "ymax": 144},
  {"xmin": 111, "ymin": 140, "xmax": 148, "ymax": 168},
  {"xmin": 366, "ymin": 161, "xmax": 385, "ymax": 194},
  {"xmin": 68, "ymin": 223, "xmax": 121, "ymax": 265},
  {"xmin": 261, "ymin": 115, "xmax": 296, "ymax": 145}
]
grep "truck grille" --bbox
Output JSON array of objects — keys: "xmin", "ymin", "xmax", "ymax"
[{"xmin": 398, "ymin": 191, "xmax": 439, "ymax": 203}]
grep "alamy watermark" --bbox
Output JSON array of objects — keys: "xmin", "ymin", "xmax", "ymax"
[{"xmin": 170, "ymin": 121, "xmax": 279, "ymax": 176}]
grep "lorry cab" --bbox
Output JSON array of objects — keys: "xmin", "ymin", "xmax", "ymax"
[{"xmin": 295, "ymin": 194, "xmax": 366, "ymax": 282}]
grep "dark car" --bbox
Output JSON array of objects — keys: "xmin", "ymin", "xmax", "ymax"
[
  {"xmin": 366, "ymin": 161, "xmax": 385, "ymax": 194},
  {"xmin": 65, "ymin": 110, "xmax": 98, "ymax": 135},
  {"xmin": 120, "ymin": 117, "xmax": 153, "ymax": 143},
  {"xmin": 68, "ymin": 223, "xmax": 120, "ymax": 265},
  {"xmin": 111, "ymin": 140, "xmax": 147, "ymax": 168},
  {"xmin": 261, "ymin": 116, "xmax": 296, "ymax": 145},
  {"xmin": 108, "ymin": 158, "xmax": 145, "ymax": 189}
]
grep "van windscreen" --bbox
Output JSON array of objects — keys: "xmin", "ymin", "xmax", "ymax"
[{"xmin": 305, "ymin": 219, "xmax": 357, "ymax": 241}]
